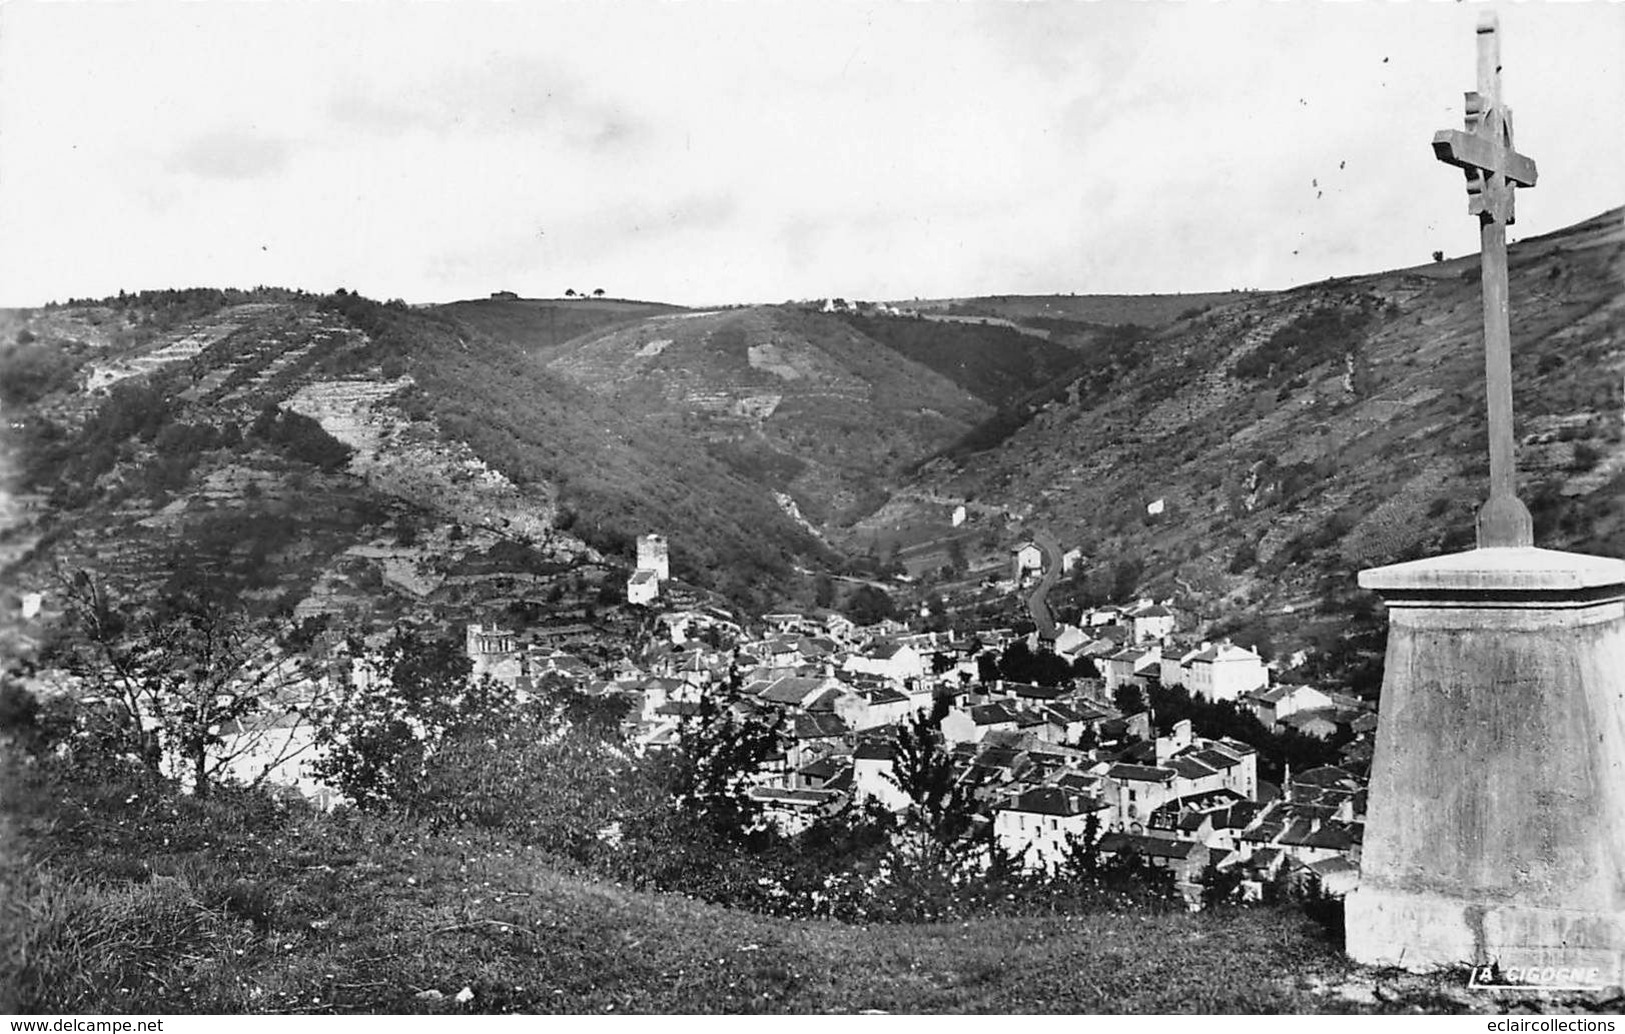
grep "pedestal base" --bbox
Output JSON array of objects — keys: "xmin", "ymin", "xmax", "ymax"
[
  {"xmin": 1350, "ymin": 547, "xmax": 1625, "ymax": 979},
  {"xmin": 1346, "ymin": 886, "xmax": 1625, "ymax": 983}
]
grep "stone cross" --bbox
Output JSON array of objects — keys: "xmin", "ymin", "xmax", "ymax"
[{"xmin": 1432, "ymin": 12, "xmax": 1538, "ymax": 548}]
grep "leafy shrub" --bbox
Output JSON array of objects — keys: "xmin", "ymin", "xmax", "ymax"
[
  {"xmin": 313, "ymin": 631, "xmax": 510, "ymax": 812},
  {"xmin": 248, "ymin": 406, "xmax": 352, "ymax": 472},
  {"xmin": 1232, "ymin": 303, "xmax": 1375, "ymax": 386},
  {"xmin": 845, "ymin": 584, "xmax": 897, "ymax": 624},
  {"xmin": 0, "ymin": 341, "xmax": 80, "ymax": 406},
  {"xmin": 1571, "ymin": 442, "xmax": 1602, "ymax": 472},
  {"xmin": 1228, "ymin": 538, "xmax": 1259, "ymax": 573}
]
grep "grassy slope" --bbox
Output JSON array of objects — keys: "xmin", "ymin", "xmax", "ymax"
[{"xmin": 0, "ymin": 753, "xmax": 1467, "ymax": 1015}]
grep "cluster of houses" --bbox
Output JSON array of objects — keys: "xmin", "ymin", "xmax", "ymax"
[
  {"xmin": 126, "ymin": 529, "xmax": 1378, "ymax": 911},
  {"xmin": 466, "ymin": 580, "xmax": 1379, "ymax": 909}
]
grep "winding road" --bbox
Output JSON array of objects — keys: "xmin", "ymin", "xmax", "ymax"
[{"xmin": 1024, "ymin": 528, "xmax": 1063, "ymax": 639}]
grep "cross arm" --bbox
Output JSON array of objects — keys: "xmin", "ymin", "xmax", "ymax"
[{"xmin": 1432, "ymin": 129, "xmax": 1538, "ymax": 188}]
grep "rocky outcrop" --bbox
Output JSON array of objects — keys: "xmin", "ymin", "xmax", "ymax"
[{"xmin": 285, "ymin": 378, "xmax": 591, "ymax": 562}]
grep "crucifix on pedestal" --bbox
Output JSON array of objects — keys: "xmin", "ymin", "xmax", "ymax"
[
  {"xmin": 1347, "ymin": 14, "xmax": 1625, "ymax": 980},
  {"xmin": 1430, "ymin": 11, "xmax": 1538, "ymax": 548}
]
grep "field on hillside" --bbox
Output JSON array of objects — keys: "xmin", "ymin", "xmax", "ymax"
[{"xmin": 437, "ymin": 298, "xmax": 688, "ymax": 360}]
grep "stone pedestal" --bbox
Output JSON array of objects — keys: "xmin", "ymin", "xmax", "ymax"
[{"xmin": 1346, "ymin": 547, "xmax": 1625, "ymax": 981}]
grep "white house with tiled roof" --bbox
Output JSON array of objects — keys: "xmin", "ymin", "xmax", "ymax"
[
  {"xmin": 1182, "ymin": 641, "xmax": 1267, "ymax": 702},
  {"xmin": 994, "ymin": 786, "xmax": 1111, "ymax": 872},
  {"xmin": 851, "ymin": 739, "xmax": 912, "ymax": 811},
  {"xmin": 1159, "ymin": 642, "xmax": 1203, "ymax": 687},
  {"xmin": 1011, "ymin": 541, "xmax": 1044, "ymax": 582},
  {"xmin": 940, "ymin": 701, "xmax": 1021, "ymax": 745},
  {"xmin": 842, "ymin": 641, "xmax": 924, "ymax": 684},
  {"xmin": 1244, "ymin": 683, "xmax": 1335, "ymax": 726},
  {"xmin": 1129, "ymin": 603, "xmax": 1176, "ymax": 643},
  {"xmin": 1103, "ymin": 642, "xmax": 1162, "ymax": 691}
]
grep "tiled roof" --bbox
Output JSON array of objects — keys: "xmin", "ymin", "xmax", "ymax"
[
  {"xmin": 758, "ymin": 676, "xmax": 829, "ymax": 705},
  {"xmin": 978, "ymin": 745, "xmax": 1023, "ymax": 768},
  {"xmin": 805, "ymin": 688, "xmax": 845, "ymax": 712},
  {"xmin": 1303, "ymin": 823, "xmax": 1356, "ymax": 851},
  {"xmin": 1277, "ymin": 819, "xmax": 1319, "ymax": 846},
  {"xmin": 798, "ymin": 756, "xmax": 843, "ymax": 780},
  {"xmin": 1170, "ymin": 756, "xmax": 1218, "ymax": 781},
  {"xmin": 868, "ymin": 686, "xmax": 910, "ymax": 705},
  {"xmin": 1242, "ymin": 820, "xmax": 1285, "ymax": 844},
  {"xmin": 1106, "ymin": 762, "xmax": 1175, "ymax": 783},
  {"xmin": 791, "ymin": 713, "xmax": 849, "ymax": 739},
  {"xmin": 1007, "ymin": 682, "xmax": 1068, "ymax": 700},
  {"xmin": 1098, "ymin": 832, "xmax": 1201, "ymax": 861},
  {"xmin": 1215, "ymin": 802, "xmax": 1260, "ymax": 829},
  {"xmin": 1249, "ymin": 847, "xmax": 1283, "ymax": 870},
  {"xmin": 1294, "ymin": 764, "xmax": 1359, "ymax": 788},
  {"xmin": 971, "ymin": 703, "xmax": 1020, "ymax": 726},
  {"xmin": 1309, "ymin": 856, "xmax": 1359, "ymax": 876},
  {"xmin": 1279, "ymin": 708, "xmax": 1340, "ymax": 730},
  {"xmin": 1001, "ymin": 786, "xmax": 1103, "ymax": 817},
  {"xmin": 1192, "ymin": 747, "xmax": 1243, "ymax": 771},
  {"xmin": 852, "ymin": 741, "xmax": 895, "ymax": 762},
  {"xmin": 1051, "ymin": 772, "xmax": 1093, "ymax": 792},
  {"xmin": 748, "ymin": 786, "xmax": 843, "ymax": 807}
]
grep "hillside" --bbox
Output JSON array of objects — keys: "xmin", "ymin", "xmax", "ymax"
[
  {"xmin": 2, "ymin": 286, "xmax": 1092, "ymax": 625},
  {"xmin": 535, "ymin": 305, "xmax": 994, "ymax": 529},
  {"xmin": 4, "ymin": 208, "xmax": 1619, "ymax": 656},
  {"xmin": 0, "ymin": 291, "xmax": 821, "ymax": 637},
  {"xmin": 879, "ymin": 207, "xmax": 1625, "ymax": 678}
]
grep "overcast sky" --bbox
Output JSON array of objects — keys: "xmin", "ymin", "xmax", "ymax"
[{"xmin": 1, "ymin": 1, "xmax": 1620, "ymax": 308}]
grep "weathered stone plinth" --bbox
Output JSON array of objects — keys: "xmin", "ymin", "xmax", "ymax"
[{"xmin": 1346, "ymin": 547, "xmax": 1625, "ymax": 981}]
